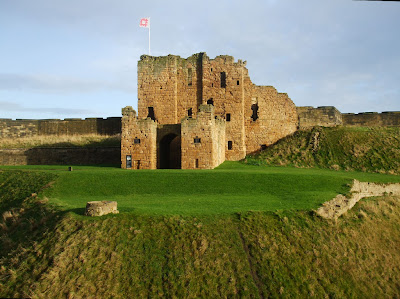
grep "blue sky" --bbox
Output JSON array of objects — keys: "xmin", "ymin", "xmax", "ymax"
[{"xmin": 1, "ymin": 0, "xmax": 399, "ymax": 119}]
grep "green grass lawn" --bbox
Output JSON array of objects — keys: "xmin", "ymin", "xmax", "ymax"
[{"xmin": 3, "ymin": 161, "xmax": 400, "ymax": 216}]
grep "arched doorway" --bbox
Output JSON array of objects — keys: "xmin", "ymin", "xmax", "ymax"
[{"xmin": 159, "ymin": 134, "xmax": 181, "ymax": 169}]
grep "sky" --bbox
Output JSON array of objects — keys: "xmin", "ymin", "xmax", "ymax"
[{"xmin": 1, "ymin": 0, "xmax": 399, "ymax": 120}]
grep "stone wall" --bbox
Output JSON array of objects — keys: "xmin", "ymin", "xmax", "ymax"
[
  {"xmin": 0, "ymin": 147, "xmax": 120, "ymax": 166},
  {"xmin": 245, "ymin": 87, "xmax": 298, "ymax": 154},
  {"xmin": 297, "ymin": 106, "xmax": 343, "ymax": 129},
  {"xmin": 317, "ymin": 179, "xmax": 400, "ymax": 220},
  {"xmin": 0, "ymin": 117, "xmax": 121, "ymax": 138},
  {"xmin": 181, "ymin": 105, "xmax": 225, "ymax": 169},
  {"xmin": 343, "ymin": 111, "xmax": 400, "ymax": 127}
]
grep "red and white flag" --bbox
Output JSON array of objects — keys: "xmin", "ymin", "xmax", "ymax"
[{"xmin": 139, "ymin": 17, "xmax": 150, "ymax": 28}]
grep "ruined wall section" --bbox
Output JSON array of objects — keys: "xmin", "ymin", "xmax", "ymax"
[
  {"xmin": 121, "ymin": 106, "xmax": 157, "ymax": 169},
  {"xmin": 244, "ymin": 86, "xmax": 298, "ymax": 154},
  {"xmin": 181, "ymin": 105, "xmax": 225, "ymax": 169},
  {"xmin": 297, "ymin": 106, "xmax": 343, "ymax": 129},
  {"xmin": 0, "ymin": 118, "xmax": 121, "ymax": 138},
  {"xmin": 343, "ymin": 112, "xmax": 400, "ymax": 127},
  {"xmin": 202, "ymin": 55, "xmax": 247, "ymax": 161},
  {"xmin": 138, "ymin": 54, "xmax": 204, "ymax": 125}
]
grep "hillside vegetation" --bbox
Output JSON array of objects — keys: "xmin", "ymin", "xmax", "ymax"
[
  {"xmin": 246, "ymin": 126, "xmax": 400, "ymax": 175},
  {"xmin": 1, "ymin": 168, "xmax": 400, "ymax": 298}
]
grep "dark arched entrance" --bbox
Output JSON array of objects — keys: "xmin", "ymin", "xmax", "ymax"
[{"xmin": 159, "ymin": 134, "xmax": 181, "ymax": 169}]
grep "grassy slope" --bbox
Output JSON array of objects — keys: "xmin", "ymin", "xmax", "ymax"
[
  {"xmin": 1, "ymin": 170, "xmax": 400, "ymax": 298},
  {"xmin": 246, "ymin": 126, "xmax": 400, "ymax": 174}
]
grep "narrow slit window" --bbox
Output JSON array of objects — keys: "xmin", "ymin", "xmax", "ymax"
[
  {"xmin": 251, "ymin": 104, "xmax": 259, "ymax": 121},
  {"xmin": 237, "ymin": 80, "xmax": 240, "ymax": 85},
  {"xmin": 228, "ymin": 141, "xmax": 233, "ymax": 150},
  {"xmin": 147, "ymin": 107, "xmax": 156, "ymax": 120},
  {"xmin": 188, "ymin": 68, "xmax": 193, "ymax": 86},
  {"xmin": 195, "ymin": 159, "xmax": 199, "ymax": 168},
  {"xmin": 220, "ymin": 72, "xmax": 226, "ymax": 88},
  {"xmin": 188, "ymin": 108, "xmax": 193, "ymax": 117},
  {"xmin": 226, "ymin": 113, "xmax": 231, "ymax": 121}
]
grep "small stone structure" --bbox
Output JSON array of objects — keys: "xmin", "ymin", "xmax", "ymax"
[
  {"xmin": 317, "ymin": 180, "xmax": 400, "ymax": 220},
  {"xmin": 85, "ymin": 201, "xmax": 119, "ymax": 217}
]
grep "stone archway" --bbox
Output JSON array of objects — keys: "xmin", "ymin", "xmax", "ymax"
[{"xmin": 159, "ymin": 133, "xmax": 181, "ymax": 169}]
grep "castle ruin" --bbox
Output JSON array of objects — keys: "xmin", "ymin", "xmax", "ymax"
[
  {"xmin": 1, "ymin": 52, "xmax": 400, "ymax": 167},
  {"xmin": 121, "ymin": 53, "xmax": 298, "ymax": 169}
]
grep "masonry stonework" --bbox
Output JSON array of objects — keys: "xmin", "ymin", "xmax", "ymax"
[
  {"xmin": 0, "ymin": 117, "xmax": 121, "ymax": 138},
  {"xmin": 122, "ymin": 52, "xmax": 298, "ymax": 169},
  {"xmin": 121, "ymin": 106, "xmax": 157, "ymax": 169},
  {"xmin": 297, "ymin": 106, "xmax": 343, "ymax": 129}
]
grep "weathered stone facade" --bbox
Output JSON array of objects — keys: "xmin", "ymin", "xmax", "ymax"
[
  {"xmin": 0, "ymin": 117, "xmax": 121, "ymax": 138},
  {"xmin": 121, "ymin": 52, "xmax": 298, "ymax": 169},
  {"xmin": 343, "ymin": 111, "xmax": 400, "ymax": 127},
  {"xmin": 297, "ymin": 106, "xmax": 343, "ymax": 129},
  {"xmin": 297, "ymin": 107, "xmax": 400, "ymax": 129}
]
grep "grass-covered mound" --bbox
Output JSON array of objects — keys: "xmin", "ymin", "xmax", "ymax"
[
  {"xmin": 246, "ymin": 126, "xmax": 400, "ymax": 174},
  {"xmin": 1, "ymin": 168, "xmax": 400, "ymax": 298}
]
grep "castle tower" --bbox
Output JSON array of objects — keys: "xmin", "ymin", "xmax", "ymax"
[{"xmin": 122, "ymin": 52, "xmax": 298, "ymax": 169}]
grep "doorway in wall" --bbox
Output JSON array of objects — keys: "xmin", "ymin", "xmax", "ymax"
[{"xmin": 159, "ymin": 133, "xmax": 181, "ymax": 169}]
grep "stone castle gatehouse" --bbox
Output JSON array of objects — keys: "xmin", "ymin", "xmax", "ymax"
[{"xmin": 121, "ymin": 52, "xmax": 298, "ymax": 169}]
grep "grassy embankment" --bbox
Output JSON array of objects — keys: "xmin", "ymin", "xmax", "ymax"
[
  {"xmin": 0, "ymin": 134, "xmax": 121, "ymax": 149},
  {"xmin": 1, "ymin": 167, "xmax": 400, "ymax": 298},
  {"xmin": 246, "ymin": 126, "xmax": 400, "ymax": 175}
]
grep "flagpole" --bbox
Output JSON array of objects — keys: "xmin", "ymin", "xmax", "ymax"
[{"xmin": 148, "ymin": 17, "xmax": 151, "ymax": 55}]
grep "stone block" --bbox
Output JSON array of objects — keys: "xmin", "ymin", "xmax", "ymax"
[{"xmin": 85, "ymin": 201, "xmax": 119, "ymax": 217}]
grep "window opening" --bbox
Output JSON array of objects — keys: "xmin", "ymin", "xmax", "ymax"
[
  {"xmin": 220, "ymin": 72, "xmax": 226, "ymax": 88},
  {"xmin": 194, "ymin": 137, "xmax": 201, "ymax": 144},
  {"xmin": 226, "ymin": 113, "xmax": 231, "ymax": 121},
  {"xmin": 228, "ymin": 141, "xmax": 233, "ymax": 150},
  {"xmin": 188, "ymin": 108, "xmax": 193, "ymax": 117},
  {"xmin": 251, "ymin": 104, "xmax": 259, "ymax": 121},
  {"xmin": 147, "ymin": 107, "xmax": 156, "ymax": 121},
  {"xmin": 188, "ymin": 68, "xmax": 193, "ymax": 86},
  {"xmin": 134, "ymin": 138, "xmax": 140, "ymax": 144},
  {"xmin": 195, "ymin": 159, "xmax": 199, "ymax": 168},
  {"xmin": 207, "ymin": 98, "xmax": 214, "ymax": 105},
  {"xmin": 126, "ymin": 155, "xmax": 132, "ymax": 169},
  {"xmin": 237, "ymin": 80, "xmax": 240, "ymax": 85}
]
